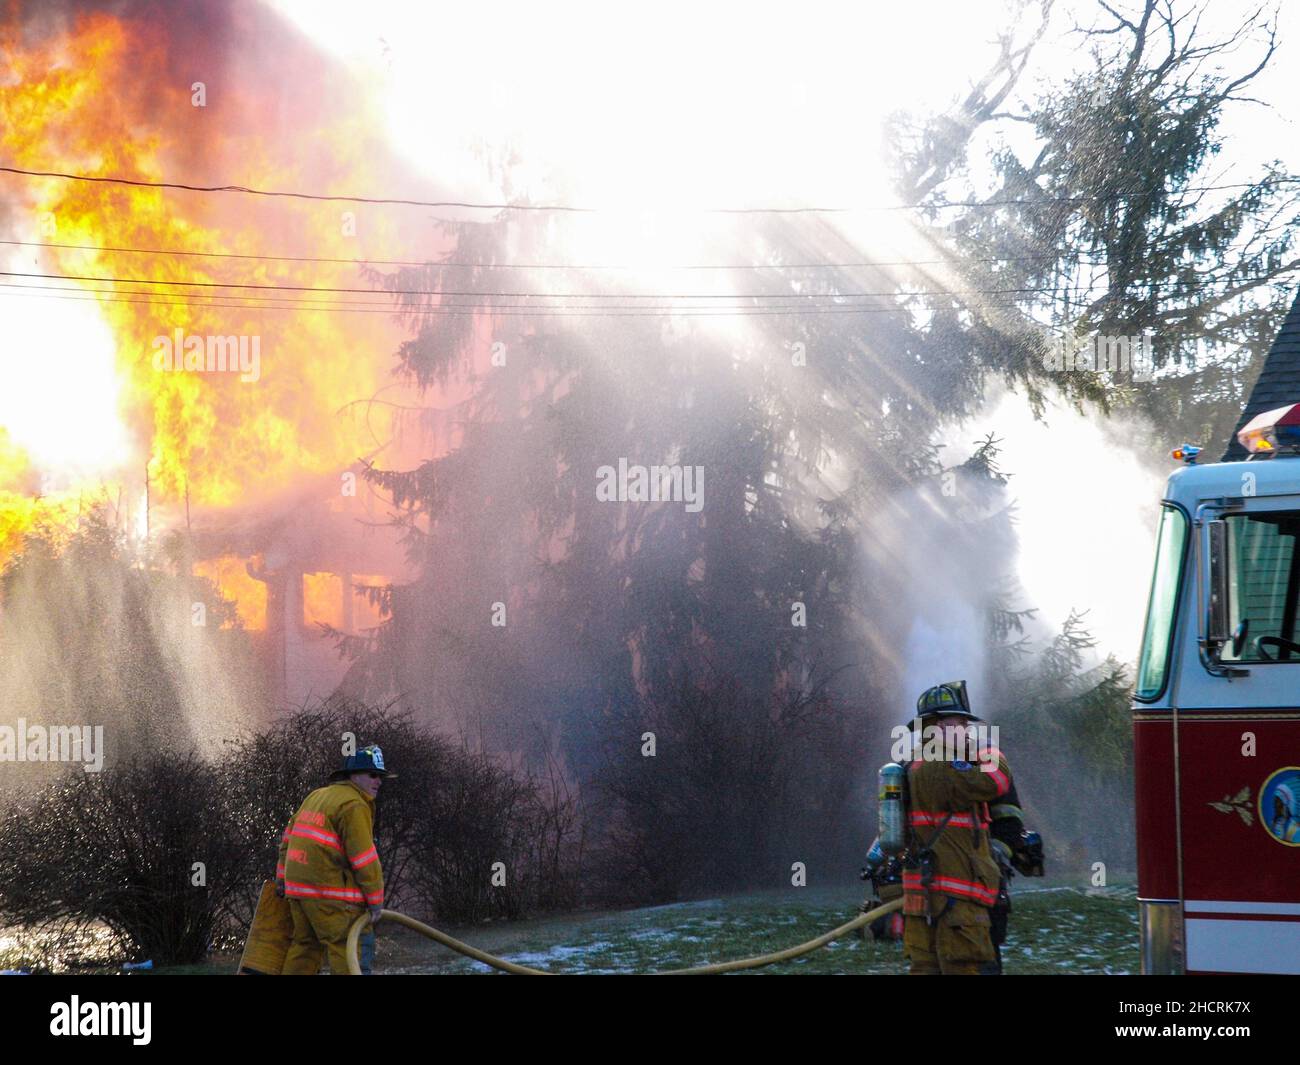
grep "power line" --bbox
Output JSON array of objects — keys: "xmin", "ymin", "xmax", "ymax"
[
  {"xmin": 3, "ymin": 164, "xmax": 1298, "ymax": 214},
  {"xmin": 3, "ymin": 269, "xmax": 1293, "ymax": 321},
  {"xmin": 0, "ymin": 165, "xmax": 829, "ymax": 213},
  {"xmin": 0, "ymin": 266, "xmax": 1006, "ymax": 299},
  {"xmin": 0, "ymin": 278, "xmax": 994, "ymax": 312},
  {"xmin": 10, "ymin": 235, "xmax": 1281, "ymax": 274},
  {"xmin": 0, "ymin": 237, "xmax": 1069, "ymax": 272},
  {"xmin": 0, "ymin": 284, "xmax": 1001, "ymax": 317},
  {"xmin": 1, "ymin": 267, "xmax": 1295, "ymax": 303}
]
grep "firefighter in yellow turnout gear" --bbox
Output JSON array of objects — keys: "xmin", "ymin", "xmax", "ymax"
[
  {"xmin": 276, "ymin": 745, "xmax": 392, "ymax": 975},
  {"xmin": 902, "ymin": 683, "xmax": 1013, "ymax": 976}
]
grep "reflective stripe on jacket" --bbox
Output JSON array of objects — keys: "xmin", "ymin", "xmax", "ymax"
[
  {"xmin": 903, "ymin": 749, "xmax": 1013, "ymax": 914},
  {"xmin": 275, "ymin": 780, "xmax": 384, "ymax": 908}
]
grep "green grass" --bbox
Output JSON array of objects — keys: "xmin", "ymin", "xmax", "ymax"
[
  {"xmin": 369, "ymin": 879, "xmax": 1139, "ymax": 975},
  {"xmin": 2, "ymin": 878, "xmax": 1139, "ymax": 975}
]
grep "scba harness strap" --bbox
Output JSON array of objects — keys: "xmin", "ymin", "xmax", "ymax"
[{"xmin": 904, "ymin": 810, "xmax": 954, "ymax": 926}]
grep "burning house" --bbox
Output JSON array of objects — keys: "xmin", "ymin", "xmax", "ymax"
[{"xmin": 190, "ymin": 467, "xmax": 409, "ymax": 709}]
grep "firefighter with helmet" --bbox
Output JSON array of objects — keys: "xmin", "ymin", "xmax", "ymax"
[
  {"xmin": 899, "ymin": 682, "xmax": 1041, "ymax": 975},
  {"xmin": 275, "ymin": 744, "xmax": 392, "ymax": 974}
]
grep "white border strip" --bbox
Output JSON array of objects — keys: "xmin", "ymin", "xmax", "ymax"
[{"xmin": 1186, "ymin": 917, "xmax": 1300, "ymax": 973}]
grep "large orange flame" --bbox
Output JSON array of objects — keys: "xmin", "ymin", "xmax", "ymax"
[{"xmin": 0, "ymin": 5, "xmax": 414, "ymax": 580}]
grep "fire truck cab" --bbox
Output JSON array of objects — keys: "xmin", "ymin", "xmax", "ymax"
[{"xmin": 1135, "ymin": 402, "xmax": 1300, "ymax": 974}]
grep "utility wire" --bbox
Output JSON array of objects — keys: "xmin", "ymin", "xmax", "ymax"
[
  {"xmin": 6, "ymin": 237, "xmax": 1287, "ymax": 273},
  {"xmin": 3, "ymin": 164, "xmax": 1298, "ymax": 213},
  {"xmin": 1, "ymin": 267, "xmax": 1294, "ymax": 303},
  {"xmin": 0, "ymin": 278, "xmax": 978, "ymax": 312},
  {"xmin": 0, "ymin": 237, "xmax": 1071, "ymax": 271},
  {"xmin": 1, "ymin": 275, "xmax": 1291, "ymax": 319},
  {"xmin": 0, "ymin": 286, "xmax": 999, "ymax": 317}
]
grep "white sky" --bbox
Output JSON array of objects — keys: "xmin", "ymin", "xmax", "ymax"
[
  {"xmin": 271, "ymin": 0, "xmax": 1300, "ymax": 207},
  {"xmin": 269, "ymin": 0, "xmax": 1015, "ymax": 208}
]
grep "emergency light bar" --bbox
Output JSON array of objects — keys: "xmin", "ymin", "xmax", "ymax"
[{"xmin": 1236, "ymin": 402, "xmax": 1300, "ymax": 456}]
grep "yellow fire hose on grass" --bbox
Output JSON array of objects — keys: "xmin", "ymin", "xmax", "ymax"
[{"xmin": 345, "ymin": 897, "xmax": 904, "ymax": 975}]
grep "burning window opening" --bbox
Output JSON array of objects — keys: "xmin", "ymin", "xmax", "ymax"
[
  {"xmin": 193, "ymin": 554, "xmax": 268, "ymax": 631},
  {"xmin": 302, "ymin": 572, "xmax": 392, "ymax": 633},
  {"xmin": 302, "ymin": 571, "xmax": 343, "ymax": 631}
]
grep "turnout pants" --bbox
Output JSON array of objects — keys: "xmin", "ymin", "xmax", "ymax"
[
  {"xmin": 904, "ymin": 897, "xmax": 999, "ymax": 975},
  {"xmin": 282, "ymin": 899, "xmax": 364, "ymax": 975}
]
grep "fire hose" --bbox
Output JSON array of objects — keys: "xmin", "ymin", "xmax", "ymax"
[{"xmin": 345, "ymin": 896, "xmax": 904, "ymax": 975}]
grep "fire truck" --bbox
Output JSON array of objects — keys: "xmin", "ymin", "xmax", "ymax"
[{"xmin": 1135, "ymin": 393, "xmax": 1300, "ymax": 974}]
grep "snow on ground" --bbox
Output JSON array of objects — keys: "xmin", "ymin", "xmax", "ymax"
[{"xmin": 365, "ymin": 879, "xmax": 1139, "ymax": 976}]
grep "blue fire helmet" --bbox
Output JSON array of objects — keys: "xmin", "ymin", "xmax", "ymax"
[
  {"xmin": 915, "ymin": 681, "xmax": 981, "ymax": 722},
  {"xmin": 330, "ymin": 744, "xmax": 397, "ymax": 782}
]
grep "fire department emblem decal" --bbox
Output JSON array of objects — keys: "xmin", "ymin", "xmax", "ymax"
[{"xmin": 1259, "ymin": 767, "xmax": 1300, "ymax": 847}]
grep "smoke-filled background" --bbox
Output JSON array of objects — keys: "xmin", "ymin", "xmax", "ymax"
[{"xmin": 2, "ymin": 0, "xmax": 1299, "ymax": 962}]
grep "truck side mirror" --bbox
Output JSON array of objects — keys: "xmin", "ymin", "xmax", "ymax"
[
  {"xmin": 1232, "ymin": 618, "xmax": 1249, "ymax": 658},
  {"xmin": 1207, "ymin": 519, "xmax": 1230, "ymax": 646}
]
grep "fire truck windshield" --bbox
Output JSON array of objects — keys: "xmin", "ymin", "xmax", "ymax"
[
  {"xmin": 1218, "ymin": 510, "xmax": 1300, "ymax": 663},
  {"xmin": 1136, "ymin": 504, "xmax": 1188, "ymax": 699}
]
